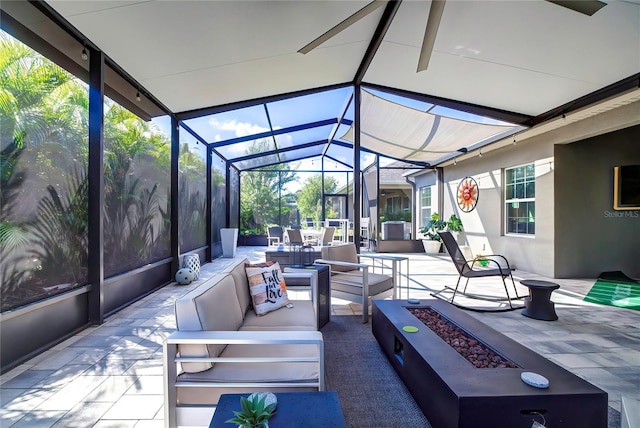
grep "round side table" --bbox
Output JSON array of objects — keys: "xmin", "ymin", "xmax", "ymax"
[
  {"xmin": 182, "ymin": 253, "xmax": 201, "ymax": 280},
  {"xmin": 520, "ymin": 279, "xmax": 560, "ymax": 321}
]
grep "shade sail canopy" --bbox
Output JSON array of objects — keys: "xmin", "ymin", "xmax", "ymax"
[
  {"xmin": 26, "ymin": 0, "xmax": 640, "ymax": 170},
  {"xmin": 340, "ymin": 90, "xmax": 521, "ymax": 165}
]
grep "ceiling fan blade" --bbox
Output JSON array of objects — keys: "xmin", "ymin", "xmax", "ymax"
[
  {"xmin": 298, "ymin": 0, "xmax": 387, "ymax": 54},
  {"xmin": 417, "ymin": 0, "xmax": 446, "ymax": 72},
  {"xmin": 545, "ymin": 0, "xmax": 607, "ymax": 16}
]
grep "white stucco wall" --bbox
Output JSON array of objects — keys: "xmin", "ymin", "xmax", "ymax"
[
  {"xmin": 408, "ymin": 99, "xmax": 640, "ymax": 278},
  {"xmin": 443, "ymin": 145, "xmax": 555, "ymax": 277}
]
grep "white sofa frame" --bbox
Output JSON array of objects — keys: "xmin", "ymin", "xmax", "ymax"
[{"xmin": 164, "ymin": 330, "xmax": 324, "ymax": 427}]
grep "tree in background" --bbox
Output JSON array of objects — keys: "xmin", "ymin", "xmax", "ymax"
[
  {"xmin": 240, "ymin": 140, "xmax": 296, "ymax": 234},
  {"xmin": 296, "ymin": 174, "xmax": 338, "ymax": 224}
]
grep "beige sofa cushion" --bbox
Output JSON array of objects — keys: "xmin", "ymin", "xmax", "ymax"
[
  {"xmin": 174, "ymin": 273, "xmax": 243, "ymax": 373},
  {"xmin": 222, "ymin": 258, "xmax": 253, "ymax": 316},
  {"xmin": 240, "ymin": 300, "xmax": 316, "ymax": 331},
  {"xmin": 321, "ymin": 244, "xmax": 359, "ymax": 272}
]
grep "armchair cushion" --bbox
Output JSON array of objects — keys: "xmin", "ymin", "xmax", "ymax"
[
  {"xmin": 245, "ymin": 262, "xmax": 291, "ymax": 316},
  {"xmin": 320, "ymin": 244, "xmax": 358, "ymax": 272},
  {"xmin": 331, "ymin": 271, "xmax": 394, "ymax": 296}
]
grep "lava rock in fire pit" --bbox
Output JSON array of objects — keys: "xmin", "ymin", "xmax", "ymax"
[{"xmin": 408, "ymin": 307, "xmax": 518, "ymax": 368}]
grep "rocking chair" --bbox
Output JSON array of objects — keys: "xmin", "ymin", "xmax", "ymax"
[{"xmin": 432, "ymin": 231, "xmax": 525, "ymax": 312}]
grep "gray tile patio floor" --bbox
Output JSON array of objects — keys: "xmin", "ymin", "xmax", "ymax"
[{"xmin": 2, "ymin": 246, "xmax": 639, "ymax": 427}]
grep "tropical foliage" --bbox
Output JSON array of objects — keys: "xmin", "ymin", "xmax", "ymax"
[
  {"xmin": 0, "ymin": 31, "xmax": 185, "ymax": 311},
  {"xmin": 419, "ymin": 212, "xmax": 463, "ymax": 242}
]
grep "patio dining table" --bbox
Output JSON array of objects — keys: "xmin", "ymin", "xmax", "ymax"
[{"xmin": 301, "ymin": 229, "xmax": 322, "ymax": 243}]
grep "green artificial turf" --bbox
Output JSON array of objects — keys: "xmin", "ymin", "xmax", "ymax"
[{"xmin": 584, "ymin": 271, "xmax": 640, "ymax": 310}]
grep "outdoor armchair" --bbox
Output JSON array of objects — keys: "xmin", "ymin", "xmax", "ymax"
[{"xmin": 315, "ymin": 243, "xmax": 394, "ymax": 323}]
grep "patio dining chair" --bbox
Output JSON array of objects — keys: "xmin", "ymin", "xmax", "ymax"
[
  {"xmin": 267, "ymin": 226, "xmax": 284, "ymax": 246},
  {"xmin": 320, "ymin": 226, "xmax": 335, "ymax": 246},
  {"xmin": 433, "ymin": 231, "xmax": 525, "ymax": 312},
  {"xmin": 286, "ymin": 228, "xmax": 304, "ymax": 245}
]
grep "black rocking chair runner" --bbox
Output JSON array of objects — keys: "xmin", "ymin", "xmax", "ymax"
[{"xmin": 432, "ymin": 231, "xmax": 525, "ymax": 312}]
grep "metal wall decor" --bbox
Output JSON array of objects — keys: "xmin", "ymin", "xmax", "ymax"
[{"xmin": 457, "ymin": 177, "xmax": 479, "ymax": 212}]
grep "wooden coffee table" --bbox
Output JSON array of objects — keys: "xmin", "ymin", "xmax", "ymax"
[{"xmin": 209, "ymin": 392, "xmax": 346, "ymax": 428}]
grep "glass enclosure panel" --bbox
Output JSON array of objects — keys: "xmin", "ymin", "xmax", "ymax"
[
  {"xmin": 363, "ymin": 164, "xmax": 379, "ymax": 241},
  {"xmin": 280, "ymin": 171, "xmax": 314, "ymax": 228},
  {"xmin": 324, "ymin": 196, "xmax": 348, "ymax": 220},
  {"xmin": 361, "ymin": 151, "xmax": 376, "ymax": 170},
  {"xmin": 278, "ymin": 145, "xmax": 324, "ymax": 163},
  {"xmin": 178, "ymin": 130, "xmax": 207, "ymax": 252},
  {"xmin": 274, "ymin": 125, "xmax": 335, "ymax": 149},
  {"xmin": 325, "ymin": 144, "xmax": 354, "ymax": 167},
  {"xmin": 323, "ymin": 157, "xmax": 351, "ymax": 171},
  {"xmin": 267, "ymin": 87, "xmax": 352, "ymax": 129},
  {"xmin": 235, "ymin": 154, "xmax": 280, "ymax": 171},
  {"xmin": 1, "ymin": 31, "xmax": 89, "ymax": 311},
  {"xmin": 291, "ymin": 157, "xmax": 324, "ymax": 172},
  {"xmin": 240, "ymin": 167, "xmax": 296, "ymax": 234},
  {"xmin": 103, "ymin": 101, "xmax": 171, "ymax": 277},
  {"xmin": 295, "ymin": 173, "xmax": 341, "ymax": 227},
  {"xmin": 216, "ymin": 138, "xmax": 276, "ymax": 160},
  {"xmin": 211, "ymin": 151, "xmax": 227, "ymax": 245},
  {"xmin": 183, "ymin": 104, "xmax": 270, "ymax": 144},
  {"xmin": 229, "ymin": 168, "xmax": 240, "ymax": 228},
  {"xmin": 324, "ymin": 172, "xmax": 350, "ymax": 195}
]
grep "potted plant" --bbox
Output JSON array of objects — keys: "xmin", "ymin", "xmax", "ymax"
[
  {"xmin": 419, "ymin": 213, "xmax": 463, "ymax": 254},
  {"xmin": 225, "ymin": 393, "xmax": 276, "ymax": 428}
]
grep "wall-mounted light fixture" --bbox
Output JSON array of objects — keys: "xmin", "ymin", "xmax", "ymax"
[
  {"xmin": 478, "ymin": 150, "xmax": 482, "ymax": 158},
  {"xmin": 136, "ymin": 91, "xmax": 141, "ymax": 102},
  {"xmin": 81, "ymin": 46, "xmax": 88, "ymax": 61}
]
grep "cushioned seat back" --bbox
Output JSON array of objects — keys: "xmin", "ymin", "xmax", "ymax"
[
  {"xmin": 175, "ymin": 273, "xmax": 244, "ymax": 373},
  {"xmin": 321, "ymin": 243, "xmax": 358, "ymax": 272},
  {"xmin": 223, "ymin": 258, "xmax": 252, "ymax": 316}
]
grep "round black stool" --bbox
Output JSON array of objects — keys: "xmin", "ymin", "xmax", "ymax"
[{"xmin": 520, "ymin": 280, "xmax": 560, "ymax": 321}]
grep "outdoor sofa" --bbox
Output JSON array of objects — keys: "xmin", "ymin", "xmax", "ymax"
[{"xmin": 163, "ymin": 257, "xmax": 324, "ymax": 428}]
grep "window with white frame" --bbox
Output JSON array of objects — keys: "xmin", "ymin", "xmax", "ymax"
[
  {"xmin": 504, "ymin": 163, "xmax": 535, "ymax": 235},
  {"xmin": 419, "ymin": 186, "xmax": 432, "ymax": 227}
]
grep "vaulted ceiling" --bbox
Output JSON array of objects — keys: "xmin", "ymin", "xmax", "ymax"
[{"xmin": 31, "ymin": 0, "xmax": 640, "ymax": 168}]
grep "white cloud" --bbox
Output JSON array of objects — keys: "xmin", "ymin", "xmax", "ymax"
[{"xmin": 208, "ymin": 118, "xmax": 269, "ymax": 137}]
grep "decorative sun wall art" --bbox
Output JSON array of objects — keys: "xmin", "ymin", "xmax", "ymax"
[{"xmin": 457, "ymin": 177, "xmax": 479, "ymax": 212}]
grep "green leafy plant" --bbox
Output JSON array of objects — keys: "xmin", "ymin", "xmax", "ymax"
[
  {"xmin": 225, "ymin": 394, "xmax": 275, "ymax": 428},
  {"xmin": 419, "ymin": 213, "xmax": 463, "ymax": 242}
]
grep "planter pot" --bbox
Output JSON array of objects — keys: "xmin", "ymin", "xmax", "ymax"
[
  {"xmin": 422, "ymin": 239, "xmax": 442, "ymax": 255},
  {"xmin": 221, "ymin": 228, "xmax": 239, "ymax": 258},
  {"xmin": 238, "ymin": 235, "xmax": 268, "ymax": 246}
]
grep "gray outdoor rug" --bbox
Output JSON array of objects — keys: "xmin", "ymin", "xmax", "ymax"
[
  {"xmin": 321, "ymin": 315, "xmax": 432, "ymax": 427},
  {"xmin": 321, "ymin": 315, "xmax": 621, "ymax": 428}
]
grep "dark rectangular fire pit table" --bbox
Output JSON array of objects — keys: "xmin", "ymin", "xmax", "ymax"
[{"xmin": 372, "ymin": 299, "xmax": 607, "ymax": 428}]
